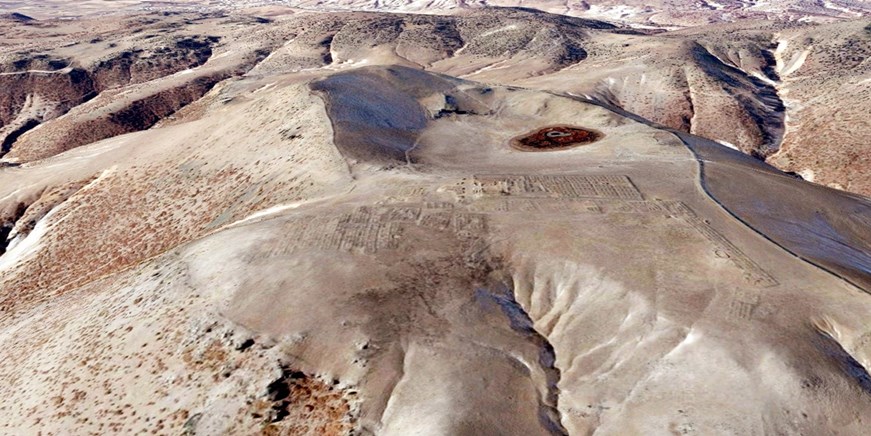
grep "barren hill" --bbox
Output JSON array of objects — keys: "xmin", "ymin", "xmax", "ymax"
[
  {"xmin": 4, "ymin": 0, "xmax": 869, "ymax": 26},
  {"xmin": 1, "ymin": 5, "xmax": 871, "ymax": 436},
  {"xmin": 2, "ymin": 9, "xmax": 868, "ymax": 194}
]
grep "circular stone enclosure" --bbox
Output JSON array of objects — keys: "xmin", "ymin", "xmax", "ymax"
[{"xmin": 510, "ymin": 125, "xmax": 603, "ymax": 151}]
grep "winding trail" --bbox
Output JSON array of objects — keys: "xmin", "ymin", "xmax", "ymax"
[
  {"xmin": 560, "ymin": 90, "xmax": 871, "ymax": 294},
  {"xmin": 671, "ymin": 129, "xmax": 871, "ymax": 295}
]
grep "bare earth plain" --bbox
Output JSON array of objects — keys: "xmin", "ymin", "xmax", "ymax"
[{"xmin": 0, "ymin": 4, "xmax": 871, "ymax": 436}]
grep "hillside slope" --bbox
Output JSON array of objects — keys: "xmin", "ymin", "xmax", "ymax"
[
  {"xmin": 1, "ymin": 7, "xmax": 871, "ymax": 436},
  {"xmin": 2, "ymin": 10, "xmax": 868, "ymax": 195},
  {"xmin": 1, "ymin": 59, "xmax": 871, "ymax": 434}
]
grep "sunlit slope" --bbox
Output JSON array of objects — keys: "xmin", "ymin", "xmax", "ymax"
[{"xmin": 1, "ymin": 64, "xmax": 870, "ymax": 434}]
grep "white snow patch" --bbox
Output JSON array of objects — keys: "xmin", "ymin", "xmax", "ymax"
[
  {"xmin": 798, "ymin": 169, "xmax": 815, "ymax": 182},
  {"xmin": 254, "ymin": 83, "xmax": 277, "ymax": 93},
  {"xmin": 750, "ymin": 71, "xmax": 777, "ymax": 86},
  {"xmin": 586, "ymin": 5, "xmax": 642, "ymax": 20},
  {"xmin": 0, "ymin": 205, "xmax": 60, "ymax": 273},
  {"xmin": 478, "ymin": 24, "xmax": 519, "ymax": 39},
  {"xmin": 227, "ymin": 201, "xmax": 308, "ymax": 227},
  {"xmin": 774, "ymin": 38, "xmax": 811, "ymax": 78},
  {"xmin": 703, "ymin": 0, "xmax": 725, "ymax": 10},
  {"xmin": 716, "ymin": 140, "xmax": 740, "ymax": 150},
  {"xmin": 0, "ymin": 168, "xmax": 114, "ymax": 272},
  {"xmin": 292, "ymin": 57, "xmax": 369, "ymax": 73},
  {"xmin": 781, "ymin": 48, "xmax": 811, "ymax": 77},
  {"xmin": 463, "ymin": 60, "xmax": 512, "ymax": 77},
  {"xmin": 822, "ymin": 0, "xmax": 862, "ymax": 16},
  {"xmin": 663, "ymin": 328, "xmax": 702, "ymax": 359},
  {"xmin": 775, "ymin": 39, "xmax": 789, "ymax": 56}
]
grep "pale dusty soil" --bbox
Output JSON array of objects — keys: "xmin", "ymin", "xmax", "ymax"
[
  {"xmin": 2, "ymin": 9, "xmax": 868, "ymax": 195},
  {"xmin": 1, "ymin": 63, "xmax": 870, "ymax": 434},
  {"xmin": 0, "ymin": 6, "xmax": 871, "ymax": 436}
]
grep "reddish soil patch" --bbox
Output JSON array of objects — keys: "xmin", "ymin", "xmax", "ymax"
[
  {"xmin": 260, "ymin": 367, "xmax": 355, "ymax": 435},
  {"xmin": 511, "ymin": 125, "xmax": 602, "ymax": 151}
]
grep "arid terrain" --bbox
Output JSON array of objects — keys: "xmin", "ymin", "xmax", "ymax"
[
  {"xmin": 2, "ymin": 5, "xmax": 870, "ymax": 194},
  {"xmin": 1, "ymin": 2, "xmax": 871, "ymax": 435}
]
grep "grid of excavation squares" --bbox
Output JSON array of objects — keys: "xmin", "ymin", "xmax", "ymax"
[
  {"xmin": 472, "ymin": 174, "xmax": 643, "ymax": 200},
  {"xmin": 264, "ymin": 206, "xmax": 488, "ymax": 257}
]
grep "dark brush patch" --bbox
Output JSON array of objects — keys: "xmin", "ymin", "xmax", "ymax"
[
  {"xmin": 434, "ymin": 95, "xmax": 474, "ymax": 119},
  {"xmin": 0, "ymin": 202, "xmax": 28, "ymax": 257},
  {"xmin": 236, "ymin": 338, "xmax": 255, "ymax": 351},
  {"xmin": 1, "ymin": 119, "xmax": 40, "ymax": 156},
  {"xmin": 511, "ymin": 125, "xmax": 602, "ymax": 151},
  {"xmin": 266, "ymin": 367, "xmax": 307, "ymax": 422}
]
